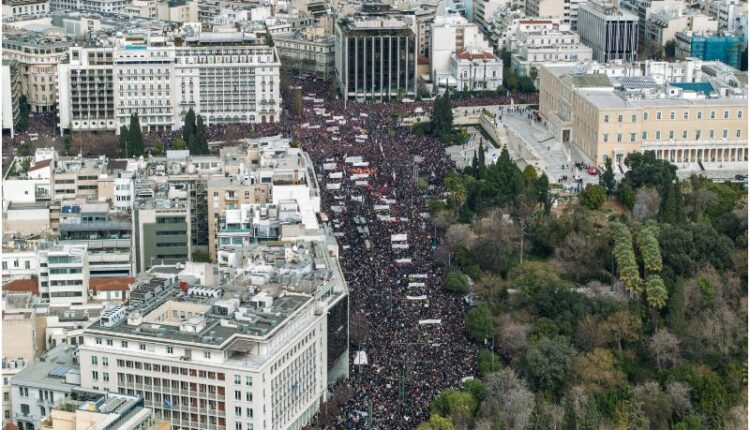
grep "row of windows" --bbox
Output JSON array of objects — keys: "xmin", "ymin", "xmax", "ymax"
[
  {"xmin": 602, "ymin": 128, "xmax": 743, "ymax": 142},
  {"xmin": 604, "ymin": 109, "xmax": 743, "ymax": 123}
]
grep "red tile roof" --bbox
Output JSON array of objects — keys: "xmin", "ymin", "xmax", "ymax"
[
  {"xmin": 90, "ymin": 277, "xmax": 135, "ymax": 293},
  {"xmin": 5, "ymin": 423, "xmax": 20, "ymax": 430},
  {"xmin": 28, "ymin": 159, "xmax": 52, "ymax": 171},
  {"xmin": 3, "ymin": 278, "xmax": 39, "ymax": 296},
  {"xmin": 456, "ymin": 50, "xmax": 497, "ymax": 61}
]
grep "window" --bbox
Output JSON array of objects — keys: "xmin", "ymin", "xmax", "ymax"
[
  {"xmin": 167, "ymin": 346, "xmax": 173, "ymax": 354},
  {"xmin": 696, "ymin": 130, "xmax": 701, "ymax": 140},
  {"xmin": 630, "ymin": 133, "xmax": 636, "ymax": 142},
  {"xmin": 604, "ymin": 114, "xmax": 609, "ymax": 123},
  {"xmin": 246, "ymin": 376, "xmax": 253, "ymax": 386},
  {"xmin": 21, "ymin": 404, "xmax": 30, "ymax": 415},
  {"xmin": 737, "ymin": 129, "xmax": 742, "ymax": 138},
  {"xmin": 140, "ymin": 343, "xmax": 146, "ymax": 351},
  {"xmin": 738, "ymin": 110, "xmax": 743, "ymax": 119},
  {"xmin": 236, "ymin": 424, "xmax": 243, "ymax": 430},
  {"xmin": 710, "ymin": 111, "xmax": 716, "ymax": 119},
  {"xmin": 91, "ymin": 356, "xmax": 98, "ymax": 365},
  {"xmin": 92, "ymin": 371, "xmax": 99, "ymax": 381},
  {"xmin": 121, "ymin": 341, "xmax": 128, "ymax": 348},
  {"xmin": 617, "ymin": 115, "xmax": 623, "ymax": 123},
  {"xmin": 106, "ymin": 339, "xmax": 113, "ymax": 346},
  {"xmin": 235, "ymin": 406, "xmax": 242, "ymax": 416},
  {"xmin": 668, "ymin": 131, "xmax": 675, "ymax": 140},
  {"xmin": 722, "ymin": 129, "xmax": 728, "ymax": 139},
  {"xmin": 682, "ymin": 130, "xmax": 687, "ymax": 139},
  {"xmin": 631, "ymin": 114, "xmax": 636, "ymax": 123},
  {"xmin": 709, "ymin": 129, "xmax": 715, "ymax": 139},
  {"xmin": 103, "ymin": 372, "xmax": 109, "ymax": 382},
  {"xmin": 95, "ymin": 337, "xmax": 102, "ymax": 345},
  {"xmin": 656, "ymin": 112, "xmax": 662, "ymax": 120},
  {"xmin": 204, "ymin": 351, "xmax": 211, "ymax": 359},
  {"xmin": 617, "ymin": 134, "xmax": 622, "ymax": 143},
  {"xmin": 697, "ymin": 111, "xmax": 702, "ymax": 119},
  {"xmin": 683, "ymin": 112, "xmax": 689, "ymax": 120},
  {"xmin": 603, "ymin": 133, "xmax": 608, "ymax": 142},
  {"xmin": 723, "ymin": 111, "xmax": 729, "ymax": 119},
  {"xmin": 642, "ymin": 131, "xmax": 648, "ymax": 140},
  {"xmin": 235, "ymin": 375, "xmax": 241, "ymax": 385},
  {"xmin": 246, "ymin": 392, "xmax": 253, "ymax": 401},
  {"xmin": 669, "ymin": 112, "xmax": 675, "ymax": 120},
  {"xmin": 102, "ymin": 357, "xmax": 108, "ymax": 367},
  {"xmin": 643, "ymin": 112, "xmax": 649, "ymax": 120},
  {"xmin": 248, "ymin": 408, "xmax": 254, "ymax": 418}
]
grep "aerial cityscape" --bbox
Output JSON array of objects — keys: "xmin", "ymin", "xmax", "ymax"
[{"xmin": 0, "ymin": 0, "xmax": 747, "ymax": 428}]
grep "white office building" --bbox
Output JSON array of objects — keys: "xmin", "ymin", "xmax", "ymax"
[
  {"xmin": 430, "ymin": 14, "xmax": 490, "ymax": 90},
  {"xmin": 78, "ymin": 237, "xmax": 349, "ymax": 430},
  {"xmin": 37, "ymin": 244, "xmax": 90, "ymax": 306},
  {"xmin": 509, "ymin": 20, "xmax": 593, "ymax": 76}
]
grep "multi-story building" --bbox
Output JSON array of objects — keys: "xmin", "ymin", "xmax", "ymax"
[
  {"xmin": 2, "ymin": 239, "xmax": 39, "ymax": 283},
  {"xmin": 646, "ymin": 11, "xmax": 718, "ymax": 46},
  {"xmin": 525, "ymin": 0, "xmax": 587, "ymax": 30},
  {"xmin": 451, "ymin": 49, "xmax": 504, "ymax": 91},
  {"xmin": 430, "ymin": 14, "xmax": 489, "ymax": 91},
  {"xmin": 335, "ymin": 15, "xmax": 418, "ymax": 100},
  {"xmin": 487, "ymin": 8, "xmax": 528, "ymax": 51},
  {"xmin": 473, "ymin": 0, "xmax": 503, "ymax": 33},
  {"xmin": 1, "ymin": 29, "xmax": 71, "ymax": 112},
  {"xmin": 57, "ymin": 203, "xmax": 133, "ymax": 278},
  {"xmin": 2, "ymin": 0, "xmax": 49, "ymax": 17},
  {"xmin": 578, "ymin": 0, "xmax": 639, "ymax": 63},
  {"xmin": 37, "ymin": 243, "xmax": 90, "ymax": 306},
  {"xmin": 706, "ymin": 0, "xmax": 748, "ymax": 34},
  {"xmin": 674, "ymin": 31, "xmax": 745, "ymax": 69},
  {"xmin": 275, "ymin": 30, "xmax": 336, "ymax": 78},
  {"xmin": 124, "ymin": 0, "xmax": 198, "ymax": 22},
  {"xmin": 132, "ymin": 197, "xmax": 192, "ymax": 273},
  {"xmin": 538, "ymin": 61, "xmax": 748, "ymax": 167},
  {"xmin": 10, "ymin": 343, "xmax": 81, "ymax": 430},
  {"xmin": 620, "ymin": 0, "xmax": 685, "ymax": 38},
  {"xmin": 509, "ymin": 20, "xmax": 593, "ymax": 77},
  {"xmin": 78, "ymin": 234, "xmax": 349, "ymax": 430},
  {"xmin": 59, "ymin": 30, "xmax": 281, "ymax": 133},
  {"xmin": 57, "ymin": 46, "xmax": 115, "ymax": 132},
  {"xmin": 49, "ymin": 0, "xmax": 128, "ymax": 13},
  {"xmin": 2, "ymin": 60, "xmax": 20, "ymax": 138}
]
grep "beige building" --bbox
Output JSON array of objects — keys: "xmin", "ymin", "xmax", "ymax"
[
  {"xmin": 40, "ymin": 392, "xmax": 170, "ymax": 430},
  {"xmin": 539, "ymin": 62, "xmax": 748, "ymax": 166}
]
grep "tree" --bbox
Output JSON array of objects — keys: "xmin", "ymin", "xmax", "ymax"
[
  {"xmin": 292, "ymin": 87, "xmax": 303, "ymax": 116},
  {"xmin": 173, "ymin": 136, "xmax": 187, "ymax": 150},
  {"xmin": 119, "ymin": 125, "xmax": 130, "ymax": 157},
  {"xmin": 465, "ymin": 303, "xmax": 493, "ymax": 342},
  {"xmin": 599, "ymin": 158, "xmax": 616, "ymax": 196},
  {"xmin": 648, "ymin": 328, "xmax": 680, "ymax": 371},
  {"xmin": 195, "ymin": 115, "xmax": 209, "ymax": 154},
  {"xmin": 664, "ymin": 40, "xmax": 677, "ymax": 59},
  {"xmin": 183, "ymin": 108, "xmax": 197, "ymax": 145},
  {"xmin": 481, "ymin": 368, "xmax": 534, "ymax": 430},
  {"xmin": 571, "ymin": 348, "xmax": 626, "ymax": 394},
  {"xmin": 563, "ymin": 395, "xmax": 577, "ymax": 430},
  {"xmin": 127, "ymin": 113, "xmax": 144, "ymax": 156},
  {"xmin": 444, "ymin": 271, "xmax": 470, "ymax": 294},
  {"xmin": 633, "ymin": 187, "xmax": 661, "ymax": 221},
  {"xmin": 636, "ymin": 223, "xmax": 663, "ymax": 273},
  {"xmin": 601, "ymin": 310, "xmax": 641, "ymax": 353},
  {"xmin": 431, "ymin": 389, "xmax": 478, "ymax": 419},
  {"xmin": 523, "ymin": 165, "xmax": 538, "ymax": 181},
  {"xmin": 464, "ymin": 379, "xmax": 487, "ymax": 403},
  {"xmin": 17, "ymin": 95, "xmax": 29, "ymax": 133},
  {"xmin": 610, "ymin": 223, "xmax": 642, "ymax": 294},
  {"xmin": 645, "ymin": 275, "xmax": 668, "ymax": 310},
  {"xmin": 579, "ymin": 184, "xmax": 605, "ymax": 210},
  {"xmin": 62, "ymin": 134, "xmax": 72, "ymax": 156},
  {"xmin": 521, "ymin": 336, "xmax": 577, "ymax": 397},
  {"xmin": 634, "ymin": 382, "xmax": 673, "ymax": 430},
  {"xmin": 478, "ymin": 349, "xmax": 502, "ymax": 375},
  {"xmin": 417, "ymin": 414, "xmax": 455, "ymax": 430},
  {"xmin": 527, "ymin": 396, "xmax": 552, "ymax": 430},
  {"xmin": 153, "ymin": 140, "xmax": 164, "ymax": 156}
]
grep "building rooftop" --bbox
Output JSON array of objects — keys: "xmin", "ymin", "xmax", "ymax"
[
  {"xmin": 3, "ymin": 279, "xmax": 39, "ymax": 297},
  {"xmin": 11, "ymin": 343, "xmax": 80, "ymax": 391},
  {"xmin": 90, "ymin": 277, "xmax": 135, "ymax": 293}
]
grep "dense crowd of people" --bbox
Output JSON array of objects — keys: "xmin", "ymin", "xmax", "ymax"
[{"xmin": 275, "ymin": 80, "xmax": 538, "ymax": 429}]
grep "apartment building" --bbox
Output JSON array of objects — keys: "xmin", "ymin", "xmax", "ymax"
[
  {"xmin": 538, "ymin": 61, "xmax": 748, "ymax": 167},
  {"xmin": 2, "ymin": 0, "xmax": 49, "ymax": 17},
  {"xmin": 37, "ymin": 243, "xmax": 90, "ymax": 306},
  {"xmin": 578, "ymin": 0, "xmax": 639, "ymax": 63},
  {"xmin": 473, "ymin": 0, "xmax": 503, "ymax": 33},
  {"xmin": 58, "ymin": 46, "xmax": 115, "ymax": 132},
  {"xmin": 207, "ymin": 137, "xmax": 321, "ymax": 261},
  {"xmin": 674, "ymin": 31, "xmax": 745, "ymax": 69},
  {"xmin": 525, "ymin": 0, "xmax": 587, "ymax": 30},
  {"xmin": 335, "ymin": 15, "xmax": 418, "ymax": 99},
  {"xmin": 132, "ymin": 198, "xmax": 192, "ymax": 273},
  {"xmin": 49, "ymin": 0, "xmax": 128, "ymax": 13},
  {"xmin": 706, "ymin": 0, "xmax": 748, "ymax": 34},
  {"xmin": 2, "ymin": 60, "xmax": 20, "ymax": 138},
  {"xmin": 621, "ymin": 0, "xmax": 684, "ymax": 38},
  {"xmin": 1, "ymin": 30, "xmax": 71, "ymax": 112},
  {"xmin": 509, "ymin": 20, "xmax": 593, "ymax": 77},
  {"xmin": 10, "ymin": 343, "xmax": 81, "ymax": 430},
  {"xmin": 275, "ymin": 31, "xmax": 336, "ymax": 78},
  {"xmin": 78, "ymin": 234, "xmax": 349, "ymax": 430},
  {"xmin": 646, "ymin": 11, "xmax": 718, "ymax": 46}
]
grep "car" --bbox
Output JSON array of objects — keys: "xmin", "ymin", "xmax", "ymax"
[
  {"xmin": 587, "ymin": 167, "xmax": 600, "ymax": 175},
  {"xmin": 734, "ymin": 174, "xmax": 747, "ymax": 181}
]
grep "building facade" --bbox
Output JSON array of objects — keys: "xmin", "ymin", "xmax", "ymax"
[
  {"xmin": 2, "ymin": 60, "xmax": 20, "ymax": 138},
  {"xmin": 334, "ymin": 16, "xmax": 418, "ymax": 100},
  {"xmin": 275, "ymin": 32, "xmax": 336, "ymax": 78},
  {"xmin": 577, "ymin": 0, "xmax": 639, "ymax": 63},
  {"xmin": 674, "ymin": 31, "xmax": 745, "ymax": 69},
  {"xmin": 37, "ymin": 244, "xmax": 90, "ymax": 306}
]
